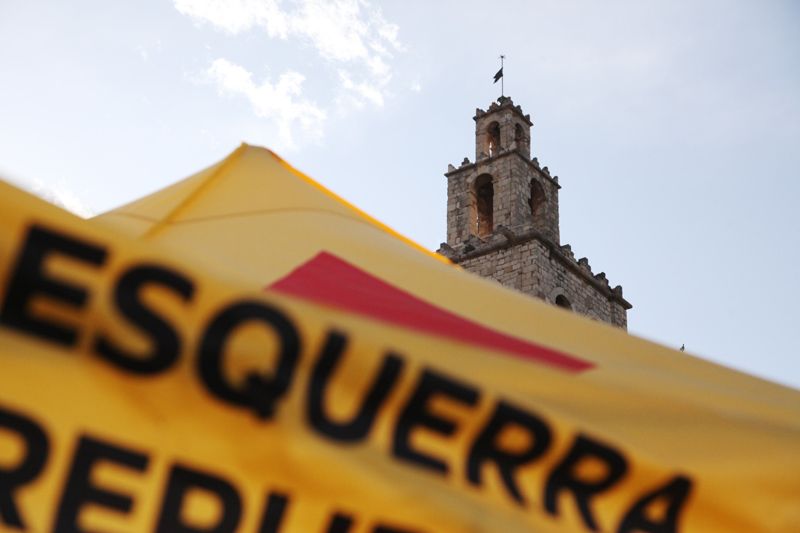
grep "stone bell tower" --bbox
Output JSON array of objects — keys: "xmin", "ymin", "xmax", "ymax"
[{"xmin": 437, "ymin": 96, "xmax": 631, "ymax": 328}]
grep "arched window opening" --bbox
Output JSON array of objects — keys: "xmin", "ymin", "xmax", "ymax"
[
  {"xmin": 487, "ymin": 122, "xmax": 501, "ymax": 157},
  {"xmin": 529, "ymin": 179, "xmax": 546, "ymax": 227},
  {"xmin": 555, "ymin": 294, "xmax": 572, "ymax": 310},
  {"xmin": 471, "ymin": 174, "xmax": 494, "ymax": 237},
  {"xmin": 515, "ymin": 124, "xmax": 524, "ymax": 146}
]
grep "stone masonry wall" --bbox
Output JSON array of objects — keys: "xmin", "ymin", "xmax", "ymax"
[
  {"xmin": 456, "ymin": 239, "xmax": 628, "ymax": 329},
  {"xmin": 446, "ymin": 152, "xmax": 561, "ymax": 246}
]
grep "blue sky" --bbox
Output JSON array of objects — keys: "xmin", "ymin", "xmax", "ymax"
[{"xmin": 1, "ymin": 0, "xmax": 798, "ymax": 388}]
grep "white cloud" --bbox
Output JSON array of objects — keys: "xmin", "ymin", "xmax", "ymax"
[
  {"xmin": 292, "ymin": 0, "xmax": 370, "ymax": 62},
  {"xmin": 338, "ymin": 70, "xmax": 383, "ymax": 107},
  {"xmin": 207, "ymin": 58, "xmax": 326, "ymax": 148},
  {"xmin": 174, "ymin": 0, "xmax": 289, "ymax": 36},
  {"xmin": 367, "ymin": 55, "xmax": 390, "ymax": 79},
  {"xmin": 175, "ymin": 0, "xmax": 402, "ymax": 112}
]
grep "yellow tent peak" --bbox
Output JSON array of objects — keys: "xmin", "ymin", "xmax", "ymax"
[{"xmin": 95, "ymin": 143, "xmax": 450, "ymax": 265}]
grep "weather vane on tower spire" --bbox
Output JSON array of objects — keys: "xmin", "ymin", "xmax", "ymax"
[{"xmin": 493, "ymin": 55, "xmax": 505, "ymax": 97}]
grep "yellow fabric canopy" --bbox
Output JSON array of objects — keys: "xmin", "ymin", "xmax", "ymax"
[{"xmin": 0, "ymin": 144, "xmax": 797, "ymax": 532}]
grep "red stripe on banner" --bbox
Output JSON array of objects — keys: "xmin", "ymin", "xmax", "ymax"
[{"xmin": 268, "ymin": 252, "xmax": 593, "ymax": 373}]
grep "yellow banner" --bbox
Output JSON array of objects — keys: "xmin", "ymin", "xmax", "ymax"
[{"xmin": 0, "ymin": 174, "xmax": 798, "ymax": 532}]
